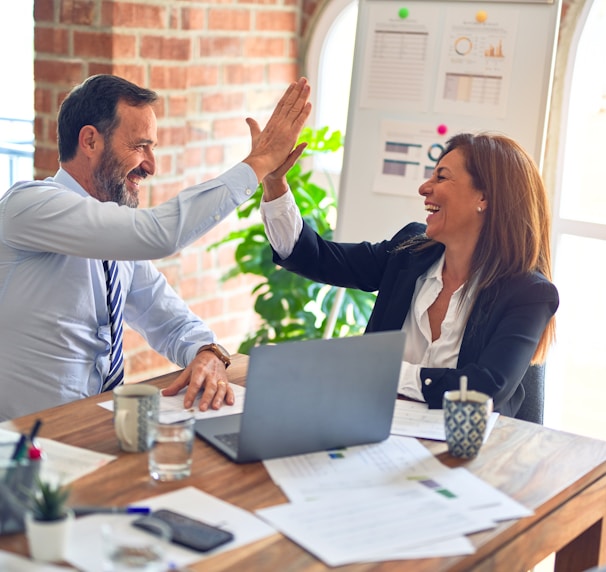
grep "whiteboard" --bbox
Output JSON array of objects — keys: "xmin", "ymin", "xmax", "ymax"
[{"xmin": 335, "ymin": 0, "xmax": 561, "ymax": 243}]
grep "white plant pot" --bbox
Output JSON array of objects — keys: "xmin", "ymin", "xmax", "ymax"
[{"xmin": 25, "ymin": 509, "xmax": 74, "ymax": 562}]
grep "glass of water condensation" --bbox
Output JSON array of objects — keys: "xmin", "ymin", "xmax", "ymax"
[
  {"xmin": 148, "ymin": 412, "xmax": 195, "ymax": 481},
  {"xmin": 102, "ymin": 517, "xmax": 171, "ymax": 571}
]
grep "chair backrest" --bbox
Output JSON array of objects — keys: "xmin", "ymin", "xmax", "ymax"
[{"xmin": 515, "ymin": 364, "xmax": 545, "ymax": 424}]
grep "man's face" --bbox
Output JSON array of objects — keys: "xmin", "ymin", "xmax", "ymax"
[{"xmin": 92, "ymin": 101, "xmax": 158, "ymax": 207}]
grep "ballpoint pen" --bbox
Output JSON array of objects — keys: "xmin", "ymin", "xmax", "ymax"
[
  {"xmin": 27, "ymin": 418, "xmax": 44, "ymax": 459},
  {"xmin": 9, "ymin": 434, "xmax": 27, "ymax": 461},
  {"xmin": 28, "ymin": 418, "xmax": 42, "ymax": 443},
  {"xmin": 72, "ymin": 506, "xmax": 152, "ymax": 517}
]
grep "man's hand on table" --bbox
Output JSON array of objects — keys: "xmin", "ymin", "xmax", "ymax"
[{"xmin": 161, "ymin": 352, "xmax": 235, "ymax": 412}]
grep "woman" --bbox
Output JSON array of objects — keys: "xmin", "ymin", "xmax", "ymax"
[{"xmin": 259, "ymin": 132, "xmax": 559, "ymax": 417}]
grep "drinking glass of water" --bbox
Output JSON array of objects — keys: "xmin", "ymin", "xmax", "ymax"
[
  {"xmin": 102, "ymin": 516, "xmax": 171, "ymax": 571},
  {"xmin": 148, "ymin": 412, "xmax": 195, "ymax": 481}
]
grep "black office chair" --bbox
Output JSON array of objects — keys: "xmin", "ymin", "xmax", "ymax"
[{"xmin": 514, "ymin": 364, "xmax": 545, "ymax": 424}]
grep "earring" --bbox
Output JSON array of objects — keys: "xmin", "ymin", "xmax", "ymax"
[{"xmin": 477, "ymin": 207, "xmax": 483, "ymax": 213}]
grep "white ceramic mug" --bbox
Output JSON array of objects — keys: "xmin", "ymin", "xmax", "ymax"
[{"xmin": 112, "ymin": 385, "xmax": 159, "ymax": 453}]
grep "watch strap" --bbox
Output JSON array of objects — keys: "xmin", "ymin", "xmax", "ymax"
[{"xmin": 197, "ymin": 343, "xmax": 231, "ymax": 369}]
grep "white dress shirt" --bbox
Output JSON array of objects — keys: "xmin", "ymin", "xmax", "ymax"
[
  {"xmin": 0, "ymin": 164, "xmax": 257, "ymax": 421},
  {"xmin": 260, "ymin": 192, "xmax": 474, "ymax": 401}
]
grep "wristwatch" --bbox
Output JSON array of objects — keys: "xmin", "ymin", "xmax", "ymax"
[{"xmin": 197, "ymin": 343, "xmax": 231, "ymax": 369}]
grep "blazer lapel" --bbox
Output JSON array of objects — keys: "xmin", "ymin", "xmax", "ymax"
[{"xmin": 367, "ymin": 245, "xmax": 443, "ymax": 333}]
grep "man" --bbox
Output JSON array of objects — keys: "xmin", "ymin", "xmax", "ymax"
[{"xmin": 0, "ymin": 74, "xmax": 311, "ymax": 421}]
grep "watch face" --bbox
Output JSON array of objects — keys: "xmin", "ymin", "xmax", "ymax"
[
  {"xmin": 204, "ymin": 343, "xmax": 230, "ymax": 367},
  {"xmin": 216, "ymin": 344, "xmax": 231, "ymax": 359}
]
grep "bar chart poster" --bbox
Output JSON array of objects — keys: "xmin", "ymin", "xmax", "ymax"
[
  {"xmin": 373, "ymin": 120, "xmax": 462, "ymax": 197},
  {"xmin": 434, "ymin": 7, "xmax": 519, "ymax": 118}
]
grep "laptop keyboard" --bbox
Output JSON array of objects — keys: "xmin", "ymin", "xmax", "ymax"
[{"xmin": 215, "ymin": 432, "xmax": 240, "ymax": 451}]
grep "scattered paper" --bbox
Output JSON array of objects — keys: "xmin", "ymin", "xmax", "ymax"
[
  {"xmin": 430, "ymin": 467, "xmax": 533, "ymax": 523},
  {"xmin": 256, "ymin": 486, "xmax": 492, "ymax": 567},
  {"xmin": 263, "ymin": 435, "xmax": 450, "ymax": 503},
  {"xmin": 0, "ymin": 428, "xmax": 115, "ymax": 486},
  {"xmin": 0, "ymin": 550, "xmax": 77, "ymax": 571},
  {"xmin": 261, "ymin": 435, "xmax": 532, "ymax": 565},
  {"xmin": 98, "ymin": 383, "xmax": 246, "ymax": 422},
  {"xmin": 391, "ymin": 400, "xmax": 500, "ymax": 441}
]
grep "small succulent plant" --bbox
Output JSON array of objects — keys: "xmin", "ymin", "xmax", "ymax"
[{"xmin": 28, "ymin": 478, "xmax": 71, "ymax": 522}]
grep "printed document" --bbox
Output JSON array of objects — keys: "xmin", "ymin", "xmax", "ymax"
[
  {"xmin": 98, "ymin": 382, "xmax": 245, "ymax": 422},
  {"xmin": 256, "ymin": 486, "xmax": 492, "ymax": 566},
  {"xmin": 391, "ymin": 399, "xmax": 500, "ymax": 441}
]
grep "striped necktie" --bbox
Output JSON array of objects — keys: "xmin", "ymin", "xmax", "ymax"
[{"xmin": 102, "ymin": 260, "xmax": 125, "ymax": 392}]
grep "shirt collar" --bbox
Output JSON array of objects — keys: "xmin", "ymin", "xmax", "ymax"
[
  {"xmin": 422, "ymin": 253, "xmax": 478, "ymax": 300},
  {"xmin": 53, "ymin": 168, "xmax": 89, "ymax": 198},
  {"xmin": 424, "ymin": 253, "xmax": 445, "ymax": 284}
]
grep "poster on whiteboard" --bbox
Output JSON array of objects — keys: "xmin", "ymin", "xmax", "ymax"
[
  {"xmin": 434, "ymin": 6, "xmax": 519, "ymax": 118},
  {"xmin": 373, "ymin": 120, "xmax": 450, "ymax": 197},
  {"xmin": 360, "ymin": 3, "xmax": 441, "ymax": 112}
]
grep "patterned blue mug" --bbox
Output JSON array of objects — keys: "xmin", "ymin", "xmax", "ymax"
[{"xmin": 443, "ymin": 390, "xmax": 493, "ymax": 459}]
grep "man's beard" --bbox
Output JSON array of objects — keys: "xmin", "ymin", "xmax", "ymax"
[{"xmin": 92, "ymin": 146, "xmax": 144, "ymax": 208}]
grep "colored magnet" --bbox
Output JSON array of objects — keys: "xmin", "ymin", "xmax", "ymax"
[
  {"xmin": 437, "ymin": 124, "xmax": 448, "ymax": 136},
  {"xmin": 398, "ymin": 7, "xmax": 409, "ymax": 19},
  {"xmin": 476, "ymin": 10, "xmax": 488, "ymax": 23}
]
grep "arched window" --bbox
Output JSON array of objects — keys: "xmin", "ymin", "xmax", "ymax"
[
  {"xmin": 546, "ymin": 0, "xmax": 606, "ymax": 438},
  {"xmin": 304, "ymin": 0, "xmax": 358, "ymax": 176}
]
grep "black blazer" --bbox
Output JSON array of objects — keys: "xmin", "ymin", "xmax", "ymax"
[{"xmin": 274, "ymin": 221, "xmax": 559, "ymax": 417}]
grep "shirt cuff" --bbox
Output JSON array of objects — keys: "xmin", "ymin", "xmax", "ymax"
[
  {"xmin": 218, "ymin": 162, "xmax": 260, "ymax": 203},
  {"xmin": 397, "ymin": 361, "xmax": 426, "ymax": 402},
  {"xmin": 260, "ymin": 190, "xmax": 303, "ymax": 260}
]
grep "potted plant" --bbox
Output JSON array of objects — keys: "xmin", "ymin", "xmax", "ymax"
[{"xmin": 24, "ymin": 477, "xmax": 73, "ymax": 562}]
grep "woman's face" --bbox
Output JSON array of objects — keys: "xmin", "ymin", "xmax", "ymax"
[{"xmin": 418, "ymin": 148, "xmax": 487, "ymax": 248}]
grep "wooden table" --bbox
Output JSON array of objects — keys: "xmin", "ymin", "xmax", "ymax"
[{"xmin": 2, "ymin": 354, "xmax": 606, "ymax": 572}]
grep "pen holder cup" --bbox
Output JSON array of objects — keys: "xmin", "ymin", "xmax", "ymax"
[{"xmin": 0, "ymin": 443, "xmax": 41, "ymax": 535}]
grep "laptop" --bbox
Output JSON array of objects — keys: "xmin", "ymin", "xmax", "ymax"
[{"xmin": 194, "ymin": 330, "xmax": 405, "ymax": 463}]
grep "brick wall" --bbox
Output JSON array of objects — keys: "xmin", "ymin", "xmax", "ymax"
[{"xmin": 33, "ymin": 0, "xmax": 308, "ymax": 381}]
